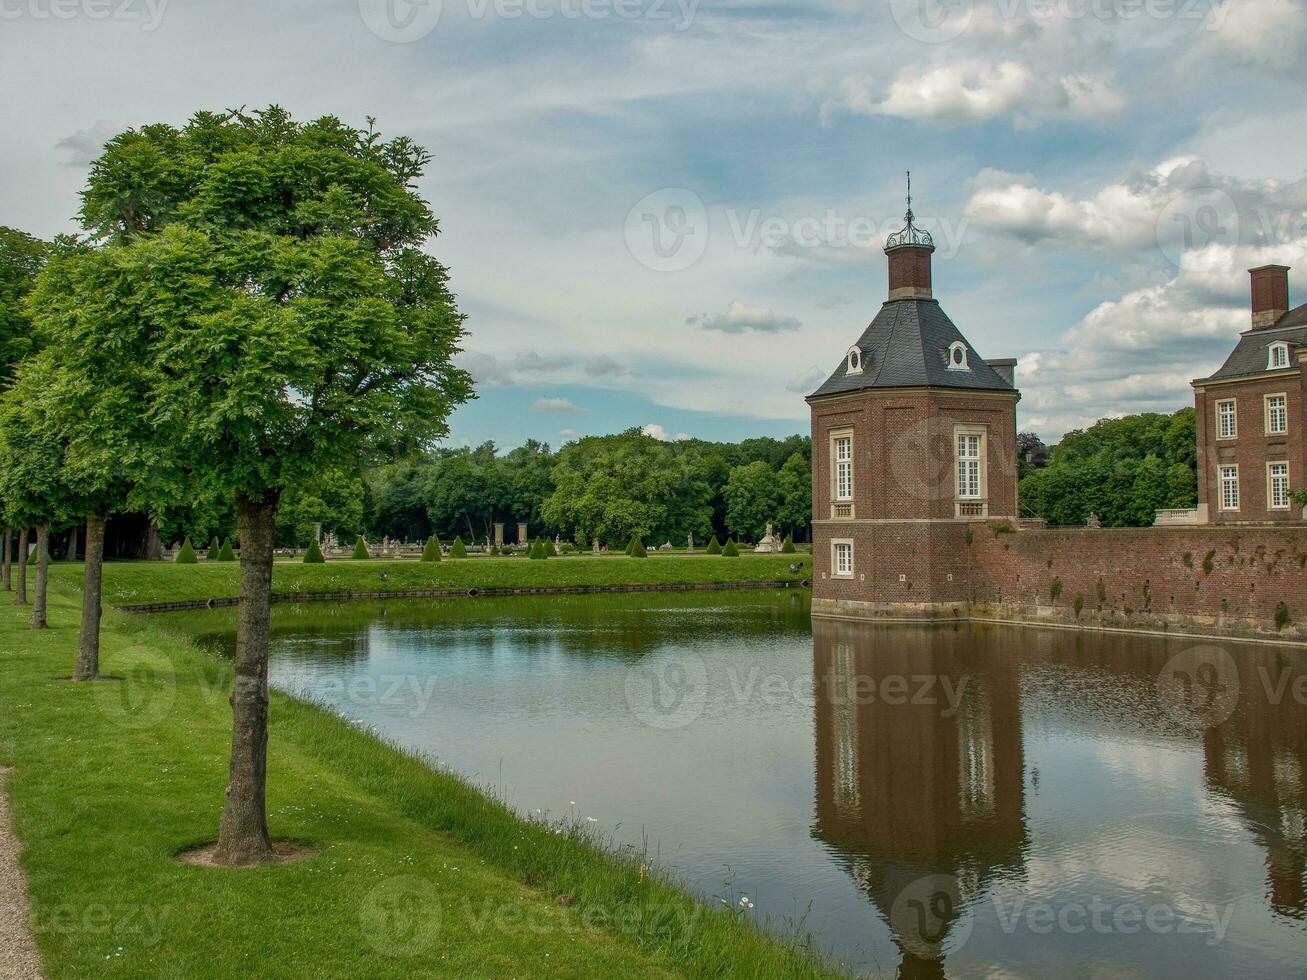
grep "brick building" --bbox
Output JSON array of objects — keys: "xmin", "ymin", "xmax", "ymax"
[
  {"xmin": 807, "ymin": 187, "xmax": 1020, "ymax": 616},
  {"xmin": 1193, "ymin": 265, "xmax": 1307, "ymax": 524}
]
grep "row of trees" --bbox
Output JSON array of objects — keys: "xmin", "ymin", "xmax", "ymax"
[
  {"xmin": 1018, "ymin": 409, "xmax": 1198, "ymax": 527},
  {"xmin": 360, "ymin": 431, "xmax": 811, "ymax": 550},
  {"xmin": 0, "ymin": 107, "xmax": 473, "ymax": 866}
]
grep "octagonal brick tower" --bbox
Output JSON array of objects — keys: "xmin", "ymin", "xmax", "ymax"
[{"xmin": 807, "ymin": 177, "xmax": 1020, "ymax": 621}]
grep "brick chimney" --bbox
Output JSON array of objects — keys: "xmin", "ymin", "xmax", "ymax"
[
  {"xmin": 885, "ymin": 172, "xmax": 934, "ymax": 301},
  {"xmin": 1250, "ymin": 264, "xmax": 1290, "ymax": 329}
]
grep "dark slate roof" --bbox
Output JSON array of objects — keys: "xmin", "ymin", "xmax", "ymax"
[
  {"xmin": 808, "ymin": 298, "xmax": 1016, "ymax": 399},
  {"xmin": 1199, "ymin": 303, "xmax": 1307, "ymax": 382}
]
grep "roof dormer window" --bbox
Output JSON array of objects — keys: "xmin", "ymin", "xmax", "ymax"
[
  {"xmin": 1269, "ymin": 342, "xmax": 1291, "ymax": 370},
  {"xmin": 947, "ymin": 342, "xmax": 970, "ymax": 371},
  {"xmin": 846, "ymin": 347, "xmax": 864, "ymax": 375}
]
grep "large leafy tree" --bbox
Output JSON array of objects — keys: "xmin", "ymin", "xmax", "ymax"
[
  {"xmin": 73, "ymin": 107, "xmax": 472, "ymax": 865},
  {"xmin": 1018, "ymin": 409, "xmax": 1197, "ymax": 527},
  {"xmin": 0, "ymin": 227, "xmax": 49, "ymax": 592},
  {"xmin": 776, "ymin": 451, "xmax": 812, "ymax": 540},
  {"xmin": 0, "ymin": 226, "xmax": 48, "ymax": 386},
  {"xmin": 25, "ymin": 238, "xmax": 167, "ymax": 677},
  {"xmin": 724, "ymin": 460, "xmax": 782, "ymax": 541},
  {"xmin": 543, "ymin": 430, "xmax": 712, "ymax": 547}
]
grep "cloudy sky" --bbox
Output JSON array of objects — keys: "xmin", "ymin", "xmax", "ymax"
[{"xmin": 3, "ymin": 0, "xmax": 1306, "ymax": 447}]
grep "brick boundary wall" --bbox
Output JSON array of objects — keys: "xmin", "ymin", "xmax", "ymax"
[{"xmin": 964, "ymin": 525, "xmax": 1307, "ymax": 642}]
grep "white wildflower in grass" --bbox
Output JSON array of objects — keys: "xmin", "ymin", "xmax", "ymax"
[{"xmin": 738, "ymin": 896, "xmax": 754, "ymax": 910}]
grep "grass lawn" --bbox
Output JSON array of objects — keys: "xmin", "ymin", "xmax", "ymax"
[
  {"xmin": 48, "ymin": 552, "xmax": 812, "ymax": 608},
  {"xmin": 0, "ymin": 579, "xmax": 840, "ymax": 979}
]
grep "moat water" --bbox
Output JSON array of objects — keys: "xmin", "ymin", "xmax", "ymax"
[{"xmin": 190, "ymin": 591, "xmax": 1307, "ymax": 978}]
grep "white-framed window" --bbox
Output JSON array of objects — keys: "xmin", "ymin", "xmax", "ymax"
[
  {"xmin": 832, "ymin": 540, "xmax": 854, "ymax": 578},
  {"xmin": 846, "ymin": 347, "xmax": 864, "ymax": 375},
  {"xmin": 1217, "ymin": 399, "xmax": 1237, "ymax": 439},
  {"xmin": 947, "ymin": 342, "xmax": 970, "ymax": 371},
  {"xmin": 1268, "ymin": 462, "xmax": 1290, "ymax": 511},
  {"xmin": 1219, "ymin": 464, "xmax": 1240, "ymax": 512},
  {"xmin": 1269, "ymin": 342, "xmax": 1290, "ymax": 370},
  {"xmin": 1266, "ymin": 393, "xmax": 1288, "ymax": 435},
  {"xmin": 832, "ymin": 432, "xmax": 853, "ymax": 502},
  {"xmin": 957, "ymin": 432, "xmax": 983, "ymax": 499}
]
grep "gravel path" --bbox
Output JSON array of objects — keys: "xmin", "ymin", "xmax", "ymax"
[{"xmin": 0, "ymin": 768, "xmax": 41, "ymax": 979}]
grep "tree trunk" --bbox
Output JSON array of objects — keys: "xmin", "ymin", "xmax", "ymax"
[
  {"xmin": 145, "ymin": 522, "xmax": 164, "ymax": 561},
  {"xmin": 31, "ymin": 526, "xmax": 48, "ymax": 629},
  {"xmin": 74, "ymin": 514, "xmax": 106, "ymax": 681},
  {"xmin": 1, "ymin": 527, "xmax": 10, "ymax": 591},
  {"xmin": 13, "ymin": 529, "xmax": 28, "ymax": 606},
  {"xmin": 212, "ymin": 492, "xmax": 278, "ymax": 866},
  {"xmin": 67, "ymin": 524, "xmax": 79, "ymax": 562}
]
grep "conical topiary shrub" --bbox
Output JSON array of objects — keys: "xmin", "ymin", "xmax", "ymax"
[
  {"xmin": 175, "ymin": 537, "xmax": 197, "ymax": 563},
  {"xmin": 304, "ymin": 538, "xmax": 326, "ymax": 564},
  {"xmin": 722, "ymin": 539, "xmax": 740, "ymax": 557},
  {"xmin": 529, "ymin": 539, "xmax": 545, "ymax": 560},
  {"xmin": 627, "ymin": 535, "xmax": 648, "ymax": 558},
  {"xmin": 544, "ymin": 537, "xmax": 557, "ymax": 558},
  {"xmin": 705, "ymin": 535, "xmax": 722, "ymax": 555},
  {"xmin": 450, "ymin": 536, "xmax": 467, "ymax": 558},
  {"xmin": 351, "ymin": 536, "xmax": 370, "ymax": 560},
  {"xmin": 421, "ymin": 534, "xmax": 441, "ymax": 562},
  {"xmin": 205, "ymin": 537, "xmax": 220, "ymax": 561},
  {"xmin": 218, "ymin": 537, "xmax": 237, "ymax": 561},
  {"xmin": 781, "ymin": 533, "xmax": 796, "ymax": 554},
  {"xmin": 490, "ymin": 543, "xmax": 501, "ymax": 556}
]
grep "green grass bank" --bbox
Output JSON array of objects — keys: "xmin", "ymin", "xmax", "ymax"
[
  {"xmin": 49, "ymin": 552, "xmax": 812, "ymax": 608},
  {"xmin": 0, "ymin": 578, "xmax": 840, "ymax": 979}
]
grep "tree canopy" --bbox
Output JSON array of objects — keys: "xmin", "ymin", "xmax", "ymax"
[{"xmin": 1019, "ymin": 409, "xmax": 1197, "ymax": 527}]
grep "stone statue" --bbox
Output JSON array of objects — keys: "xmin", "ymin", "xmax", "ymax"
[
  {"xmin": 754, "ymin": 522, "xmax": 781, "ymax": 553},
  {"xmin": 687, "ymin": 533, "xmax": 694, "ymax": 553}
]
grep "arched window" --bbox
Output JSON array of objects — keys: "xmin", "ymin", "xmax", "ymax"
[
  {"xmin": 1269, "ymin": 342, "xmax": 1291, "ymax": 370},
  {"xmin": 846, "ymin": 347, "xmax": 864, "ymax": 375},
  {"xmin": 947, "ymin": 342, "xmax": 970, "ymax": 371}
]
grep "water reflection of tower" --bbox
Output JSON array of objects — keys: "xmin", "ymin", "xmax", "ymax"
[
  {"xmin": 1202, "ymin": 657, "xmax": 1307, "ymax": 918},
  {"xmin": 812, "ymin": 619, "xmax": 1028, "ymax": 979}
]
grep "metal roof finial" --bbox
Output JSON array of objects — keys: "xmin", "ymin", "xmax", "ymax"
[{"xmin": 885, "ymin": 169, "xmax": 935, "ymax": 253}]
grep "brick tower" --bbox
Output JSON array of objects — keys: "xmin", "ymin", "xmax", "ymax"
[{"xmin": 808, "ymin": 176, "xmax": 1020, "ymax": 620}]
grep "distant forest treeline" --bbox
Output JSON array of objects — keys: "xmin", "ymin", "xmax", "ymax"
[
  {"xmin": 158, "ymin": 429, "xmax": 813, "ymax": 550},
  {"xmin": 158, "ymin": 408, "xmax": 1200, "ymax": 548}
]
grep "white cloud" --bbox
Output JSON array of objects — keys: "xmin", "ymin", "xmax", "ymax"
[
  {"xmin": 641, "ymin": 423, "xmax": 691, "ymax": 442},
  {"xmin": 1019, "ymin": 239, "xmax": 1307, "ymax": 438},
  {"xmin": 965, "ymin": 159, "xmax": 1307, "ymax": 257},
  {"xmin": 688, "ymin": 301, "xmax": 803, "ymax": 334},
  {"xmin": 786, "ymin": 365, "xmax": 827, "ymax": 394},
  {"xmin": 558, "ymin": 428, "xmax": 583, "ymax": 441},
  {"xmin": 456, "ymin": 350, "xmax": 638, "ymax": 388},
  {"xmin": 532, "ymin": 397, "xmax": 588, "ymax": 414},
  {"xmin": 824, "ymin": 62, "xmax": 1122, "ymax": 126},
  {"xmin": 1201, "ymin": 0, "xmax": 1307, "ymax": 73}
]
